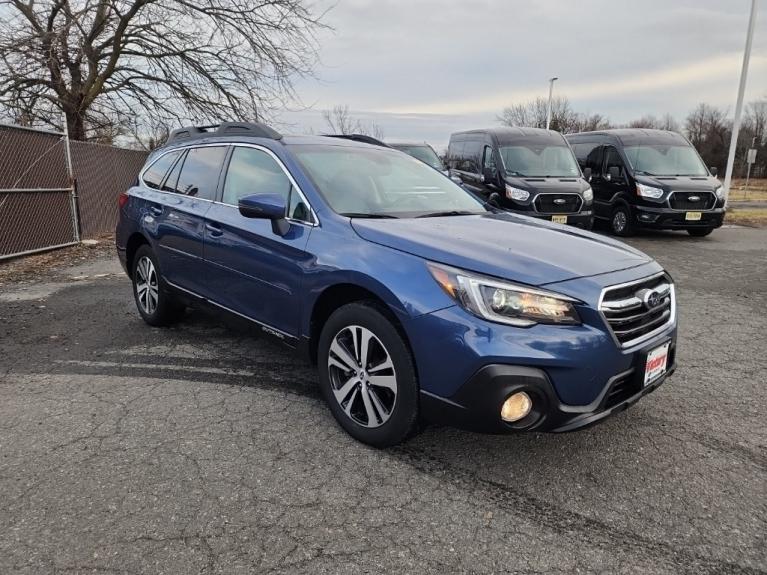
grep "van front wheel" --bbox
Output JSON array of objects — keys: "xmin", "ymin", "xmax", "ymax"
[{"xmin": 610, "ymin": 205, "xmax": 634, "ymax": 237}]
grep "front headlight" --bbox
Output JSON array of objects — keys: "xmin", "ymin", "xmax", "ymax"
[
  {"xmin": 505, "ymin": 185, "xmax": 530, "ymax": 202},
  {"xmin": 636, "ymin": 183, "xmax": 664, "ymax": 199},
  {"xmin": 427, "ymin": 262, "xmax": 581, "ymax": 326},
  {"xmin": 582, "ymin": 187, "xmax": 593, "ymax": 202},
  {"xmin": 715, "ymin": 185, "xmax": 724, "ymax": 199}
]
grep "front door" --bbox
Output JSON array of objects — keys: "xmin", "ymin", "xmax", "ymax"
[{"xmin": 203, "ymin": 145, "xmax": 315, "ymax": 339}]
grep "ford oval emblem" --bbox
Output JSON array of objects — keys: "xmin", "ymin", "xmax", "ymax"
[
  {"xmin": 688, "ymin": 195, "xmax": 701, "ymax": 202},
  {"xmin": 554, "ymin": 198, "xmax": 566, "ymax": 205}
]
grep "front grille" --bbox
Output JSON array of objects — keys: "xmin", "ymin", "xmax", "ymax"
[
  {"xmin": 534, "ymin": 194, "xmax": 582, "ymax": 214},
  {"xmin": 599, "ymin": 273, "xmax": 675, "ymax": 348},
  {"xmin": 669, "ymin": 191, "xmax": 716, "ymax": 210}
]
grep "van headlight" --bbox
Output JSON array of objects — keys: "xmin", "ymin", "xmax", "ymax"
[
  {"xmin": 427, "ymin": 262, "xmax": 581, "ymax": 326},
  {"xmin": 715, "ymin": 185, "xmax": 724, "ymax": 199},
  {"xmin": 505, "ymin": 185, "xmax": 530, "ymax": 201},
  {"xmin": 636, "ymin": 183, "xmax": 664, "ymax": 199},
  {"xmin": 583, "ymin": 187, "xmax": 593, "ymax": 202}
]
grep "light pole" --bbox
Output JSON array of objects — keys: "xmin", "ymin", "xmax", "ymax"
[
  {"xmin": 723, "ymin": 0, "xmax": 759, "ymax": 203},
  {"xmin": 546, "ymin": 77, "xmax": 558, "ymax": 130}
]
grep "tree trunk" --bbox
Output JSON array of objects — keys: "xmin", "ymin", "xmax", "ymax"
[{"xmin": 65, "ymin": 109, "xmax": 87, "ymax": 140}]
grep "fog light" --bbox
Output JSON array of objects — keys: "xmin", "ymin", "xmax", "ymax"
[{"xmin": 500, "ymin": 391, "xmax": 532, "ymax": 422}]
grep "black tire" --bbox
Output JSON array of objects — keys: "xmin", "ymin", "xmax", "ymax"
[
  {"xmin": 610, "ymin": 204, "xmax": 635, "ymax": 237},
  {"xmin": 317, "ymin": 301, "xmax": 419, "ymax": 447},
  {"xmin": 582, "ymin": 218, "xmax": 594, "ymax": 231},
  {"xmin": 131, "ymin": 245, "xmax": 185, "ymax": 326},
  {"xmin": 687, "ymin": 227, "xmax": 714, "ymax": 237}
]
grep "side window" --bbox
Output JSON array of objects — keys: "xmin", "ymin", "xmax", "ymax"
[
  {"xmin": 446, "ymin": 140, "xmax": 464, "ymax": 170},
  {"xmin": 461, "ymin": 139, "xmax": 482, "ymax": 173},
  {"xmin": 175, "ymin": 146, "xmax": 227, "ymax": 200},
  {"xmin": 572, "ymin": 143, "xmax": 601, "ymax": 172},
  {"xmin": 161, "ymin": 150, "xmax": 186, "ymax": 193},
  {"xmin": 142, "ymin": 151, "xmax": 181, "ymax": 189},
  {"xmin": 603, "ymin": 146, "xmax": 625, "ymax": 176},
  {"xmin": 223, "ymin": 146, "xmax": 292, "ymax": 206},
  {"xmin": 586, "ymin": 145, "xmax": 603, "ymax": 172},
  {"xmin": 482, "ymin": 146, "xmax": 496, "ymax": 171},
  {"xmin": 287, "ymin": 186, "xmax": 313, "ymax": 223}
]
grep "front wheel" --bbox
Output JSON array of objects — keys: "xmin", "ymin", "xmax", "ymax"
[
  {"xmin": 687, "ymin": 227, "xmax": 714, "ymax": 237},
  {"xmin": 610, "ymin": 205, "xmax": 635, "ymax": 237},
  {"xmin": 317, "ymin": 302, "xmax": 419, "ymax": 447}
]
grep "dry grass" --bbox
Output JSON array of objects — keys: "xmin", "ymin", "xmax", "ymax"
[
  {"xmin": 725, "ymin": 208, "xmax": 767, "ymax": 228},
  {"xmin": 728, "ymin": 178, "xmax": 767, "ymax": 201},
  {"xmin": 0, "ymin": 234, "xmax": 114, "ymax": 285}
]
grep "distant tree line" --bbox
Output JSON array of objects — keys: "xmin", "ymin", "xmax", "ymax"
[{"xmin": 498, "ymin": 96, "xmax": 767, "ymax": 178}]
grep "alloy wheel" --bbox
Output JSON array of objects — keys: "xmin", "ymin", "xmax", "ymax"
[
  {"xmin": 135, "ymin": 256, "xmax": 159, "ymax": 315},
  {"xmin": 613, "ymin": 210, "xmax": 627, "ymax": 233},
  {"xmin": 327, "ymin": 325, "xmax": 398, "ymax": 428}
]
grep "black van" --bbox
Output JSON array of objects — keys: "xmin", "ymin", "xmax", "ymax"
[
  {"xmin": 566, "ymin": 129, "xmax": 725, "ymax": 237},
  {"xmin": 446, "ymin": 127, "xmax": 593, "ymax": 228}
]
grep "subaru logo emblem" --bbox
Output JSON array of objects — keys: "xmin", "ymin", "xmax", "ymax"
[
  {"xmin": 639, "ymin": 289, "xmax": 662, "ymax": 309},
  {"xmin": 688, "ymin": 195, "xmax": 700, "ymax": 202},
  {"xmin": 554, "ymin": 198, "xmax": 566, "ymax": 205}
]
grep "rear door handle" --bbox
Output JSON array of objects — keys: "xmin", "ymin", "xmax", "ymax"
[{"xmin": 205, "ymin": 222, "xmax": 223, "ymax": 237}]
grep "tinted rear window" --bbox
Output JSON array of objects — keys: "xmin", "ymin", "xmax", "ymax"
[
  {"xmin": 142, "ymin": 151, "xmax": 181, "ymax": 189},
  {"xmin": 174, "ymin": 146, "xmax": 228, "ymax": 200}
]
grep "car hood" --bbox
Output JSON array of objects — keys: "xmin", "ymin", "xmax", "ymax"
[
  {"xmin": 351, "ymin": 212, "xmax": 651, "ymax": 286},
  {"xmin": 634, "ymin": 174, "xmax": 721, "ymax": 192},
  {"xmin": 504, "ymin": 175, "xmax": 590, "ymax": 194}
]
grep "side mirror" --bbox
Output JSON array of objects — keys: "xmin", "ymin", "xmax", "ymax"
[
  {"xmin": 487, "ymin": 192, "xmax": 502, "ymax": 207},
  {"xmin": 710, "ymin": 166, "xmax": 718, "ymax": 177},
  {"xmin": 238, "ymin": 193, "xmax": 290, "ymax": 236},
  {"xmin": 606, "ymin": 166, "xmax": 620, "ymax": 182},
  {"xmin": 450, "ymin": 174, "xmax": 463, "ymax": 186},
  {"xmin": 583, "ymin": 167, "xmax": 592, "ymax": 182}
]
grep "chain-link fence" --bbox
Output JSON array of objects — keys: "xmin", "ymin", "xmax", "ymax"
[
  {"xmin": 0, "ymin": 123, "xmax": 148, "ymax": 260},
  {"xmin": 0, "ymin": 124, "xmax": 78, "ymax": 259}
]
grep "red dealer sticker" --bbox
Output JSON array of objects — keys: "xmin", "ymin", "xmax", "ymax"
[{"xmin": 644, "ymin": 342, "xmax": 670, "ymax": 386}]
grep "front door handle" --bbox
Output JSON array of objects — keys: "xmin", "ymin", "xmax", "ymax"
[
  {"xmin": 149, "ymin": 205, "xmax": 163, "ymax": 216},
  {"xmin": 205, "ymin": 222, "xmax": 224, "ymax": 237}
]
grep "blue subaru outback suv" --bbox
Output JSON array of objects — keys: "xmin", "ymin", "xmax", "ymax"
[{"xmin": 116, "ymin": 122, "xmax": 677, "ymax": 447}]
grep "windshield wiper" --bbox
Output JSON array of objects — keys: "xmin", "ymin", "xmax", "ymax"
[
  {"xmin": 340, "ymin": 212, "xmax": 399, "ymax": 219},
  {"xmin": 415, "ymin": 210, "xmax": 479, "ymax": 218},
  {"xmin": 634, "ymin": 170, "xmax": 657, "ymax": 176}
]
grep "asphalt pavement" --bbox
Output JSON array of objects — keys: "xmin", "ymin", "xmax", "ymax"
[{"xmin": 0, "ymin": 226, "xmax": 765, "ymax": 574}]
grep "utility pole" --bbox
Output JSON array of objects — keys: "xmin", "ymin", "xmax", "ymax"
[
  {"xmin": 546, "ymin": 77, "xmax": 558, "ymax": 130},
  {"xmin": 723, "ymin": 0, "xmax": 759, "ymax": 203}
]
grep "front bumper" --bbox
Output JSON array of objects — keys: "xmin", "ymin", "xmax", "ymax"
[
  {"xmin": 504, "ymin": 208, "xmax": 594, "ymax": 228},
  {"xmin": 420, "ymin": 337, "xmax": 676, "ymax": 433},
  {"xmin": 634, "ymin": 206, "xmax": 725, "ymax": 230}
]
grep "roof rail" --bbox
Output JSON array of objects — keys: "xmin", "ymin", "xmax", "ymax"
[
  {"xmin": 323, "ymin": 134, "xmax": 391, "ymax": 148},
  {"xmin": 166, "ymin": 121, "xmax": 282, "ymax": 145}
]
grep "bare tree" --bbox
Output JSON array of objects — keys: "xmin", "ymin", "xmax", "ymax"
[
  {"xmin": 573, "ymin": 112, "xmax": 611, "ymax": 132},
  {"xmin": 498, "ymin": 96, "xmax": 581, "ymax": 133},
  {"xmin": 0, "ymin": 0, "xmax": 328, "ymax": 140},
  {"xmin": 322, "ymin": 104, "xmax": 385, "ymax": 139}
]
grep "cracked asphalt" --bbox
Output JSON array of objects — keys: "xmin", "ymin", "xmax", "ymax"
[{"xmin": 0, "ymin": 226, "xmax": 765, "ymax": 574}]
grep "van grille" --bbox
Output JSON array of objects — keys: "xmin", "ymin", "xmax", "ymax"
[
  {"xmin": 669, "ymin": 191, "xmax": 716, "ymax": 210},
  {"xmin": 599, "ymin": 273, "xmax": 675, "ymax": 348},
  {"xmin": 534, "ymin": 194, "xmax": 582, "ymax": 214}
]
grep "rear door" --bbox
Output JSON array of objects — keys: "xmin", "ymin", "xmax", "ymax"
[
  {"xmin": 151, "ymin": 145, "xmax": 228, "ymax": 296},
  {"xmin": 203, "ymin": 145, "xmax": 314, "ymax": 338}
]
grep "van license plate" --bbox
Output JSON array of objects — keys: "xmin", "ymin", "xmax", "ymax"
[
  {"xmin": 685, "ymin": 211, "xmax": 702, "ymax": 221},
  {"xmin": 552, "ymin": 215, "xmax": 568, "ymax": 224},
  {"xmin": 644, "ymin": 342, "xmax": 670, "ymax": 386}
]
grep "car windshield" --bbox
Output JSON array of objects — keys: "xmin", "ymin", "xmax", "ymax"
[
  {"xmin": 623, "ymin": 144, "xmax": 708, "ymax": 176},
  {"xmin": 392, "ymin": 145, "xmax": 444, "ymax": 170},
  {"xmin": 292, "ymin": 145, "xmax": 486, "ymax": 218},
  {"xmin": 499, "ymin": 144, "xmax": 580, "ymax": 177}
]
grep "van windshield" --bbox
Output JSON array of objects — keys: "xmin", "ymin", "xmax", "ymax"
[
  {"xmin": 292, "ymin": 145, "xmax": 485, "ymax": 218},
  {"xmin": 623, "ymin": 144, "xmax": 708, "ymax": 176},
  {"xmin": 499, "ymin": 144, "xmax": 580, "ymax": 178},
  {"xmin": 391, "ymin": 145, "xmax": 444, "ymax": 171}
]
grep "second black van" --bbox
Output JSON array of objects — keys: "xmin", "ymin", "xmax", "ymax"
[
  {"xmin": 566, "ymin": 129, "xmax": 725, "ymax": 237},
  {"xmin": 446, "ymin": 127, "xmax": 594, "ymax": 228}
]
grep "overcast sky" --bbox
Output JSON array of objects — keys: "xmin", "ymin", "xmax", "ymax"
[{"xmin": 277, "ymin": 0, "xmax": 766, "ymax": 150}]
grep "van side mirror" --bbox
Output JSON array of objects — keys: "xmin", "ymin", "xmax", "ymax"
[
  {"xmin": 710, "ymin": 166, "xmax": 718, "ymax": 177},
  {"xmin": 583, "ymin": 167, "xmax": 592, "ymax": 182},
  {"xmin": 238, "ymin": 193, "xmax": 290, "ymax": 236},
  {"xmin": 606, "ymin": 166, "xmax": 620, "ymax": 182}
]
